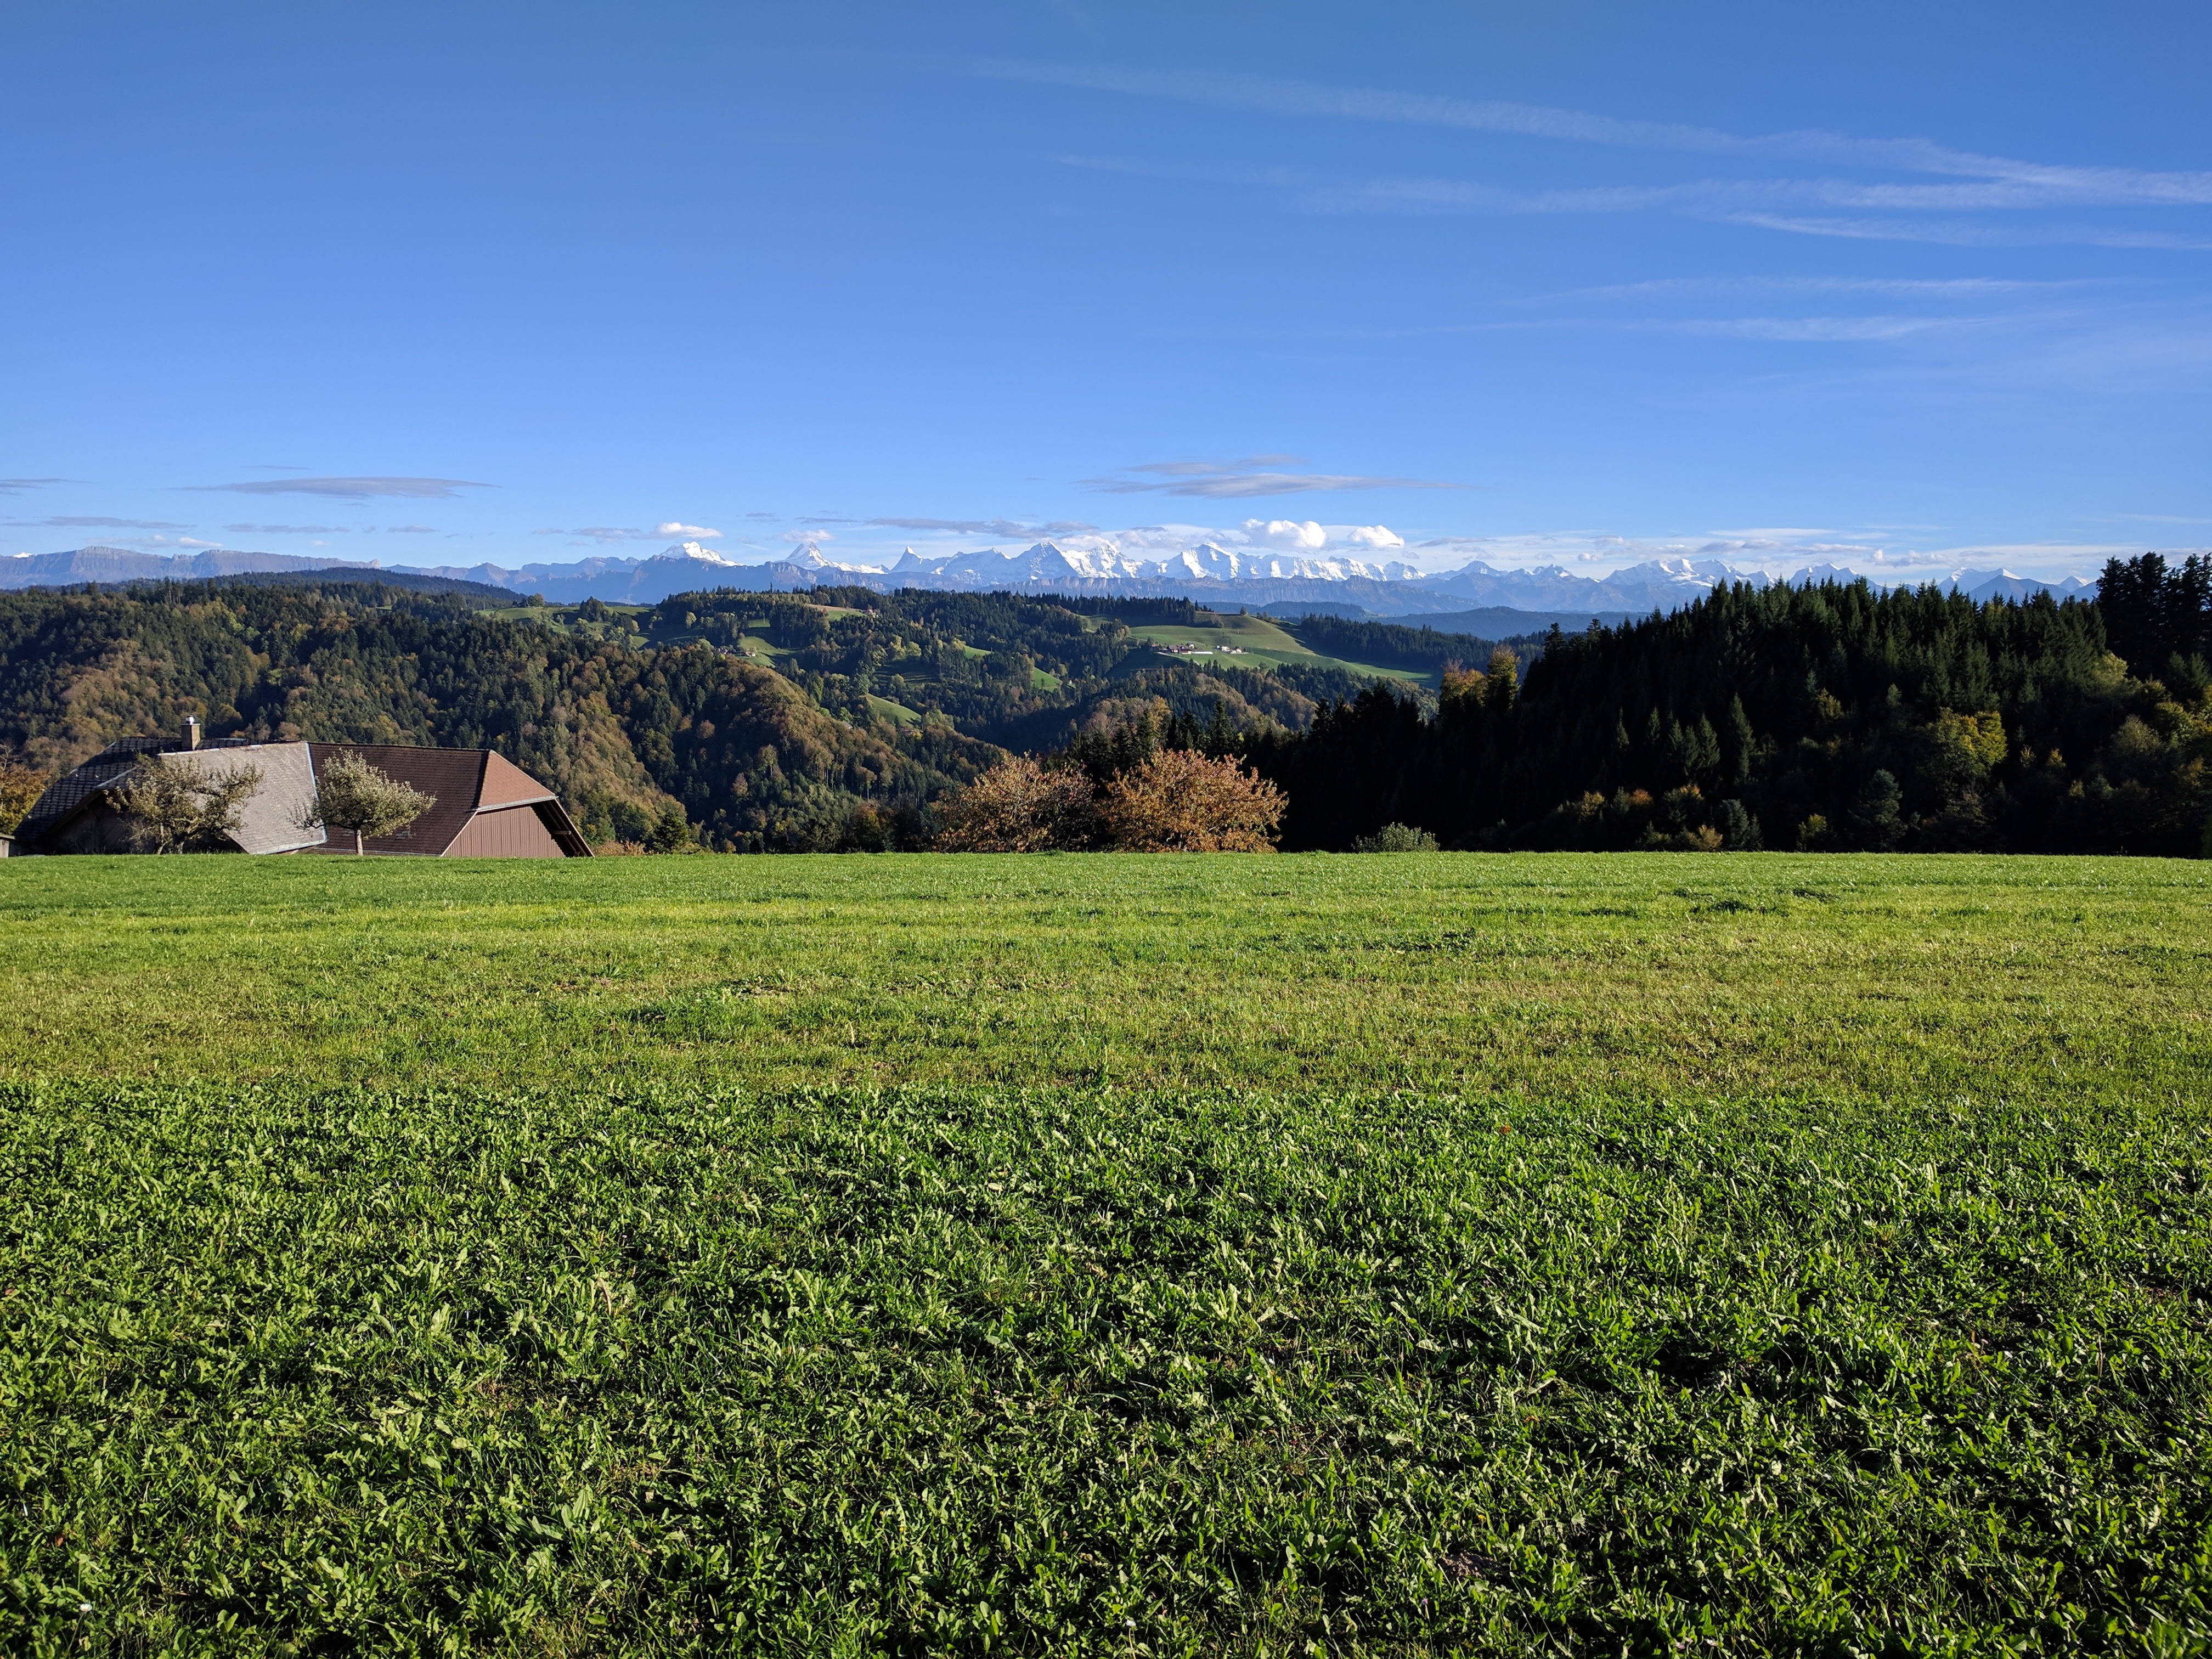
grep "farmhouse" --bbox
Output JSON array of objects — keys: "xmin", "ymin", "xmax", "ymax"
[{"xmin": 15, "ymin": 733, "xmax": 592, "ymax": 857}]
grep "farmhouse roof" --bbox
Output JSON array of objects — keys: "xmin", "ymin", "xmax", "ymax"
[
  {"xmin": 162, "ymin": 742, "xmax": 325, "ymax": 854},
  {"xmin": 13, "ymin": 737, "xmax": 171, "ymax": 847},
  {"xmin": 302, "ymin": 743, "xmax": 590, "ymax": 856},
  {"xmin": 18, "ymin": 735, "xmax": 591, "ymax": 856}
]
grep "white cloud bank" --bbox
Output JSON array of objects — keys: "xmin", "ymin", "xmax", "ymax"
[{"xmin": 1231, "ymin": 518, "xmax": 1407, "ymax": 552}]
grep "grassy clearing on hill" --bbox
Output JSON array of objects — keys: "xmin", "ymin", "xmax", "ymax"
[
  {"xmin": 1127, "ymin": 614, "xmax": 1426, "ymax": 686},
  {"xmin": 2, "ymin": 854, "xmax": 2209, "ymax": 1655}
]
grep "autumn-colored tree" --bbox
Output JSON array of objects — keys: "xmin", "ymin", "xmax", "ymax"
[
  {"xmin": 113, "ymin": 754, "xmax": 265, "ymax": 853},
  {"xmin": 1920, "ymin": 707, "xmax": 2008, "ymax": 793},
  {"xmin": 1440, "ymin": 646, "xmax": 1522, "ymax": 715},
  {"xmin": 1099, "ymin": 748, "xmax": 1284, "ymax": 852},
  {"xmin": 934, "ymin": 757, "xmax": 1099, "ymax": 851},
  {"xmin": 0, "ymin": 759, "xmax": 48, "ymax": 834}
]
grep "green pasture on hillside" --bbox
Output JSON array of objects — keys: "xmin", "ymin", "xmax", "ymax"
[
  {"xmin": 2, "ymin": 853, "xmax": 2209, "ymax": 1655},
  {"xmin": 865, "ymin": 693, "xmax": 924, "ymax": 727},
  {"xmin": 1127, "ymin": 613, "xmax": 1424, "ymax": 686}
]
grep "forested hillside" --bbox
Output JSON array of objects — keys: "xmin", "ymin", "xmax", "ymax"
[
  {"xmin": 5, "ymin": 560, "xmax": 2205, "ymax": 856},
  {"xmin": 1249, "ymin": 556, "xmax": 2212, "ymax": 856},
  {"xmin": 0, "ymin": 580, "xmax": 1412, "ymax": 850}
]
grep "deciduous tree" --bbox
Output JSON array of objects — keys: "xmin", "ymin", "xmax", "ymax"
[
  {"xmin": 1100, "ymin": 749, "xmax": 1284, "ymax": 853},
  {"xmin": 934, "ymin": 757, "xmax": 1098, "ymax": 851},
  {"xmin": 300, "ymin": 753, "xmax": 435, "ymax": 854},
  {"xmin": 114, "ymin": 754, "xmax": 264, "ymax": 853},
  {"xmin": 0, "ymin": 758, "xmax": 48, "ymax": 834}
]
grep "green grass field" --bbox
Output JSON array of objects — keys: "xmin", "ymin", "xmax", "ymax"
[
  {"xmin": 3, "ymin": 853, "xmax": 2209, "ymax": 1655},
  {"xmin": 1127, "ymin": 614, "xmax": 1425, "ymax": 686}
]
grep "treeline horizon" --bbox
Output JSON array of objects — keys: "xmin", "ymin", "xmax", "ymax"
[
  {"xmin": 3, "ymin": 557, "xmax": 2207, "ymax": 857},
  {"xmin": 1236, "ymin": 554, "xmax": 2211, "ymax": 856}
]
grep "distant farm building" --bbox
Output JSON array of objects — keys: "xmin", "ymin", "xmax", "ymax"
[{"xmin": 15, "ymin": 736, "xmax": 591, "ymax": 857}]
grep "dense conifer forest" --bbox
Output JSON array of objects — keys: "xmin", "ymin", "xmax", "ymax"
[
  {"xmin": 1, "ymin": 555, "xmax": 2205, "ymax": 855},
  {"xmin": 1250, "ymin": 555, "xmax": 2212, "ymax": 856}
]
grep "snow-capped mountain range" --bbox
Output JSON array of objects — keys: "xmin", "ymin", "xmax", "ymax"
[
  {"xmin": 2, "ymin": 539, "xmax": 2101, "ymax": 618},
  {"xmin": 880, "ymin": 540, "xmax": 1425, "ymax": 587},
  {"xmin": 404, "ymin": 539, "xmax": 2101, "ymax": 612}
]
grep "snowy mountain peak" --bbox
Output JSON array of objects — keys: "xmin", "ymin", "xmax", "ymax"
[
  {"xmin": 661, "ymin": 540, "xmax": 740, "ymax": 566},
  {"xmin": 779, "ymin": 541, "xmax": 889, "ymax": 575}
]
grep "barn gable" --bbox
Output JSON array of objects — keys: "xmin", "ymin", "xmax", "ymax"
[
  {"xmin": 302, "ymin": 744, "xmax": 590, "ymax": 857},
  {"xmin": 19, "ymin": 735, "xmax": 590, "ymax": 857}
]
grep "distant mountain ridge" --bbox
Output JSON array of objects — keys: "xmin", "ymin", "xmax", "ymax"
[
  {"xmin": 0, "ymin": 545, "xmax": 364, "ymax": 585},
  {"xmin": 4, "ymin": 539, "xmax": 2101, "ymax": 617}
]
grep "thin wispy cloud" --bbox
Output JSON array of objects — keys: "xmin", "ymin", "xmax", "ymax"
[
  {"xmin": 1723, "ymin": 213, "xmax": 2212, "ymax": 250},
  {"xmin": 1126, "ymin": 456, "xmax": 1305, "ymax": 476},
  {"xmin": 195, "ymin": 476, "xmax": 493, "ymax": 499},
  {"xmin": 0, "ymin": 478, "xmax": 70, "ymax": 495},
  {"xmin": 1310, "ymin": 173, "xmax": 2212, "ymax": 229},
  {"xmin": 1035, "ymin": 62, "xmax": 2212, "ymax": 261},
  {"xmin": 1085, "ymin": 460, "xmax": 1461, "ymax": 499},
  {"xmin": 1138, "ymin": 273, "xmax": 2205, "ymax": 393},
  {"xmin": 532, "ymin": 522, "xmax": 721, "ymax": 544},
  {"xmin": 871, "ymin": 516, "xmax": 1100, "ymax": 538},
  {"xmin": 1516, "ymin": 275, "xmax": 2090, "ymax": 305},
  {"xmin": 534, "ymin": 527, "xmax": 635, "ymax": 544},
  {"xmin": 12, "ymin": 515, "xmax": 195, "ymax": 530},
  {"xmin": 949, "ymin": 58, "xmax": 2212, "ymax": 206},
  {"xmin": 1507, "ymin": 312, "xmax": 2024, "ymax": 343},
  {"xmin": 1060, "ymin": 153, "xmax": 2212, "ymax": 252},
  {"xmin": 223, "ymin": 522, "xmax": 347, "ymax": 535}
]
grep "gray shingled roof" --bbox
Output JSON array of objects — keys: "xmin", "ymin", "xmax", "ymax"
[
  {"xmin": 19, "ymin": 737, "xmax": 328, "ymax": 853},
  {"xmin": 21, "ymin": 734, "xmax": 590, "ymax": 856},
  {"xmin": 14, "ymin": 738, "xmax": 172, "ymax": 847},
  {"xmin": 162, "ymin": 743, "xmax": 326, "ymax": 854}
]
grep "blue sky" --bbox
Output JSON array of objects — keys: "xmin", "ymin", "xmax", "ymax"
[{"xmin": 4, "ymin": 2, "xmax": 2209, "ymax": 580}]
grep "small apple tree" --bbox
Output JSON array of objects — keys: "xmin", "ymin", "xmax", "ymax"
[
  {"xmin": 300, "ymin": 752, "xmax": 435, "ymax": 854},
  {"xmin": 114, "ymin": 753, "xmax": 265, "ymax": 853}
]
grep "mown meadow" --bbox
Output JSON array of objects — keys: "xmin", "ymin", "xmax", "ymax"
[{"xmin": 2, "ymin": 853, "xmax": 2209, "ymax": 1655}]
